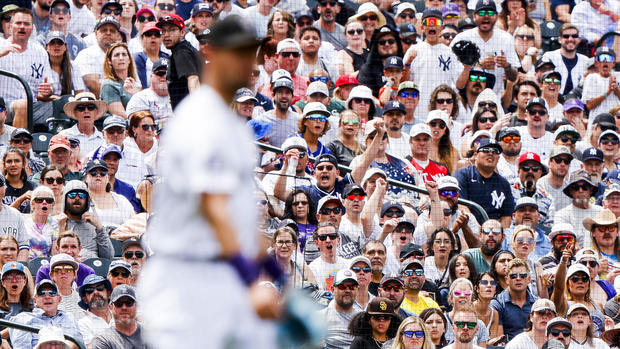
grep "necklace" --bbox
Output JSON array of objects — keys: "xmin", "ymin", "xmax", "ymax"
[{"xmin": 373, "ymin": 337, "xmax": 386, "ymax": 348}]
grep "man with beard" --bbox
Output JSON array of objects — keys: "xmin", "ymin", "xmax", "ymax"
[
  {"xmin": 460, "ymin": 67, "xmax": 491, "ymax": 120},
  {"xmin": 552, "ymin": 125, "xmax": 582, "ymax": 174},
  {"xmin": 32, "ymin": 0, "xmax": 52, "ymax": 34},
  {"xmin": 308, "ymin": 222, "xmax": 350, "ymax": 291},
  {"xmin": 444, "ymin": 307, "xmax": 483, "ymax": 349},
  {"xmin": 496, "ymin": 127, "xmax": 522, "ymax": 184},
  {"xmin": 406, "ymin": 124, "xmax": 448, "ymax": 182},
  {"xmin": 490, "ymin": 258, "xmax": 537, "ymax": 341},
  {"xmin": 77, "ymin": 275, "xmax": 114, "ymax": 347},
  {"xmin": 383, "ymin": 100, "xmax": 411, "ymax": 159},
  {"xmin": 318, "ymin": 269, "xmax": 361, "ymax": 349},
  {"xmin": 501, "ymin": 197, "xmax": 552, "ymax": 260},
  {"xmin": 454, "ymin": 139, "xmax": 515, "ymax": 227},
  {"xmin": 464, "ymin": 219, "xmax": 504, "ymax": 273},
  {"xmin": 511, "ymin": 152, "xmax": 554, "ymax": 234},
  {"xmin": 92, "ymin": 285, "xmax": 148, "ymax": 348},
  {"xmin": 538, "ymin": 223, "xmax": 576, "ymax": 271},
  {"xmin": 257, "ymin": 78, "xmax": 301, "ymax": 148},
  {"xmin": 121, "ymin": 238, "xmax": 147, "ymax": 284},
  {"xmin": 450, "ymin": 0, "xmax": 519, "ymax": 98},
  {"xmin": 509, "ymin": 81, "xmax": 541, "ymax": 127},
  {"xmin": 378, "ymin": 273, "xmax": 413, "ymax": 319},
  {"xmin": 404, "ymin": 8, "xmax": 468, "ymax": 123},
  {"xmin": 555, "ymin": 170, "xmax": 603, "ymax": 248},
  {"xmin": 363, "ymin": 240, "xmax": 387, "ymax": 296},
  {"xmin": 517, "ymin": 98, "xmax": 555, "ymax": 160},
  {"xmin": 583, "ymin": 47, "xmax": 620, "ymax": 125},
  {"xmin": 580, "ymin": 147, "xmax": 605, "ymax": 196},
  {"xmin": 541, "ymin": 24, "xmax": 589, "ymax": 97},
  {"xmin": 57, "ymin": 180, "xmax": 114, "ymax": 259},
  {"xmin": 538, "ymin": 146, "xmax": 574, "ymax": 213},
  {"xmin": 315, "ymin": 0, "xmax": 346, "ymax": 50},
  {"xmin": 400, "ymin": 259, "xmax": 440, "ymax": 315},
  {"xmin": 126, "ymin": 58, "xmax": 174, "ymax": 120}
]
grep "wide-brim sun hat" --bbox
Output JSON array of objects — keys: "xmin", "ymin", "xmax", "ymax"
[
  {"xmin": 583, "ymin": 209, "xmax": 620, "ymax": 233},
  {"xmin": 63, "ymin": 92, "xmax": 107, "ymax": 120},
  {"xmin": 349, "ymin": 3, "xmax": 387, "ymax": 27}
]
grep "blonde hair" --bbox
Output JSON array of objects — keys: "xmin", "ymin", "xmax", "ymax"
[
  {"xmin": 448, "ymin": 278, "xmax": 474, "ymax": 307},
  {"xmin": 391, "ymin": 316, "xmax": 436, "ymax": 349},
  {"xmin": 510, "ymin": 225, "xmax": 537, "ymax": 253}
]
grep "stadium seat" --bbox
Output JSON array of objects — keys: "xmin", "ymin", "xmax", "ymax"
[
  {"xmin": 110, "ymin": 238, "xmax": 123, "ymax": 258},
  {"xmin": 28, "ymin": 257, "xmax": 50, "ymax": 278},
  {"xmin": 32, "ymin": 132, "xmax": 52, "ymax": 155},
  {"xmin": 48, "ymin": 95, "xmax": 76, "ymax": 134},
  {"xmin": 82, "ymin": 258, "xmax": 111, "ymax": 278}
]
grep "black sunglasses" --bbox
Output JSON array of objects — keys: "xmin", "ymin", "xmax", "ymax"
[
  {"xmin": 84, "ymin": 284, "xmax": 107, "ymax": 294},
  {"xmin": 137, "ymin": 15, "xmax": 156, "ymax": 22},
  {"xmin": 347, "ymin": 28, "xmax": 364, "ymax": 35},
  {"xmin": 319, "ymin": 0, "xmax": 337, "ymax": 6},
  {"xmin": 141, "ymin": 124, "xmax": 158, "ymax": 131},
  {"xmin": 44, "ymin": 177, "xmax": 65, "ymax": 185},
  {"xmin": 157, "ymin": 3, "xmax": 175, "ymax": 10},
  {"xmin": 550, "ymin": 329, "xmax": 571, "ymax": 337},
  {"xmin": 110, "ymin": 270, "xmax": 130, "ymax": 278},
  {"xmin": 520, "ymin": 165, "xmax": 541, "ymax": 172},
  {"xmin": 551, "ymin": 157, "xmax": 571, "ymax": 165},
  {"xmin": 280, "ymin": 51, "xmax": 300, "ymax": 58},
  {"xmin": 509, "ymin": 272, "xmax": 528, "ymax": 279},
  {"xmin": 429, "ymin": 120, "xmax": 446, "ymax": 129},
  {"xmin": 124, "ymin": 251, "xmax": 145, "ymax": 259},
  {"xmin": 580, "ymin": 260, "xmax": 598, "ymax": 268},
  {"xmin": 154, "ymin": 70, "xmax": 167, "ymax": 77},
  {"xmin": 75, "ymin": 104, "xmax": 97, "ymax": 112},
  {"xmin": 51, "ymin": 7, "xmax": 70, "ymax": 14},
  {"xmin": 478, "ymin": 101, "xmax": 496, "ymax": 108},
  {"xmin": 113, "ymin": 298, "xmax": 136, "ymax": 308},
  {"xmin": 558, "ymin": 136, "xmax": 577, "ymax": 144},
  {"xmin": 317, "ymin": 233, "xmax": 339, "ymax": 241},
  {"xmin": 319, "ymin": 207, "xmax": 342, "ymax": 215},
  {"xmin": 383, "ymin": 210, "xmax": 404, "ymax": 218},
  {"xmin": 103, "ymin": 8, "xmax": 122, "ymax": 15},
  {"xmin": 378, "ymin": 38, "xmax": 396, "ymax": 45},
  {"xmin": 144, "ymin": 31, "xmax": 161, "ymax": 38},
  {"xmin": 436, "ymin": 98, "xmax": 454, "ymax": 104},
  {"xmin": 561, "ymin": 34, "xmax": 579, "ymax": 39}
]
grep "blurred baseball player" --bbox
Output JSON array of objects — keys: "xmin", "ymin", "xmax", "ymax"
[{"xmin": 139, "ymin": 16, "xmax": 281, "ymax": 348}]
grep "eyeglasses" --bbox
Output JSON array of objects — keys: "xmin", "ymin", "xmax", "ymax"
[
  {"xmin": 543, "ymin": 77, "xmax": 561, "ymax": 85},
  {"xmin": 67, "ymin": 191, "xmax": 87, "ymax": 199},
  {"xmin": 597, "ymin": 54, "xmax": 615, "ymax": 63},
  {"xmin": 306, "ymin": 115, "xmax": 327, "ymax": 122},
  {"xmin": 399, "ymin": 12, "xmax": 416, "ymax": 19},
  {"xmin": 479, "ymin": 279, "xmax": 497, "ymax": 286},
  {"xmin": 37, "ymin": 290, "xmax": 58, "ymax": 297},
  {"xmin": 551, "ymin": 157, "xmax": 571, "ymax": 165},
  {"xmin": 501, "ymin": 135, "xmax": 520, "ymax": 143},
  {"xmin": 342, "ymin": 119, "xmax": 360, "ymax": 126},
  {"xmin": 309, "ymin": 76, "xmax": 329, "ymax": 83},
  {"xmin": 441, "ymin": 32, "xmax": 457, "ymax": 40},
  {"xmin": 292, "ymin": 200, "xmax": 308, "ymax": 206},
  {"xmin": 346, "ymin": 194, "xmax": 366, "ymax": 200},
  {"xmin": 516, "ymin": 237, "xmax": 534, "ymax": 244},
  {"xmin": 157, "ymin": 3, "xmax": 175, "ymax": 10},
  {"xmin": 403, "ymin": 269, "xmax": 425, "ymax": 276},
  {"xmin": 478, "ymin": 147, "xmax": 501, "ymax": 154},
  {"xmin": 509, "ymin": 272, "xmax": 529, "ymax": 279},
  {"xmin": 144, "ymin": 31, "xmax": 161, "ymax": 38},
  {"xmin": 353, "ymin": 97, "xmax": 372, "ymax": 104},
  {"xmin": 455, "ymin": 321, "xmax": 477, "ymax": 329},
  {"xmin": 399, "ymin": 91, "xmax": 419, "ymax": 98},
  {"xmin": 319, "ymin": 207, "xmax": 342, "ymax": 215},
  {"xmin": 569, "ymin": 183, "xmax": 591, "ymax": 192},
  {"xmin": 89, "ymin": 169, "xmax": 108, "ymax": 177},
  {"xmin": 347, "ymin": 28, "xmax": 364, "ymax": 35},
  {"xmin": 528, "ymin": 109, "xmax": 547, "ymax": 116},
  {"xmin": 280, "ymin": 51, "xmax": 300, "ymax": 58},
  {"xmin": 580, "ymin": 260, "xmax": 598, "ymax": 268},
  {"xmin": 453, "ymin": 290, "xmax": 472, "ymax": 297},
  {"xmin": 403, "ymin": 330, "xmax": 425, "ymax": 338},
  {"xmin": 601, "ymin": 138, "xmax": 620, "ymax": 145},
  {"xmin": 84, "ymin": 284, "xmax": 107, "ymax": 294},
  {"xmin": 359, "ymin": 15, "xmax": 378, "ymax": 21},
  {"xmin": 383, "ymin": 210, "xmax": 404, "ymax": 218},
  {"xmin": 53, "ymin": 265, "xmax": 75, "ymax": 273},
  {"xmin": 378, "ymin": 38, "xmax": 396, "ymax": 46},
  {"xmin": 113, "ymin": 298, "xmax": 136, "ymax": 308},
  {"xmin": 478, "ymin": 101, "xmax": 496, "ymax": 108},
  {"xmin": 422, "ymin": 17, "xmax": 442, "ymax": 26},
  {"xmin": 154, "ymin": 70, "xmax": 166, "ymax": 77},
  {"xmin": 276, "ymin": 240, "xmax": 293, "ymax": 246},
  {"xmin": 12, "ymin": 137, "xmax": 32, "ymax": 144},
  {"xmin": 437, "ymin": 98, "xmax": 454, "ymax": 104},
  {"xmin": 351, "ymin": 266, "xmax": 371, "ymax": 273},
  {"xmin": 33, "ymin": 198, "xmax": 54, "ymax": 204},
  {"xmin": 124, "ymin": 251, "xmax": 145, "ymax": 259},
  {"xmin": 440, "ymin": 190, "xmax": 457, "ymax": 198},
  {"xmin": 478, "ymin": 116, "xmax": 497, "ymax": 123},
  {"xmin": 520, "ymin": 165, "xmax": 541, "ymax": 172},
  {"xmin": 550, "ymin": 329, "xmax": 572, "ymax": 337},
  {"xmin": 102, "ymin": 8, "xmax": 122, "ymax": 15},
  {"xmin": 110, "ymin": 270, "xmax": 131, "ymax": 278},
  {"xmin": 317, "ymin": 233, "xmax": 339, "ymax": 241},
  {"xmin": 44, "ymin": 177, "xmax": 64, "ymax": 185},
  {"xmin": 481, "ymin": 228, "xmax": 502, "ymax": 235},
  {"xmin": 2, "ymin": 274, "xmax": 25, "ymax": 282},
  {"xmin": 141, "ymin": 124, "xmax": 158, "ymax": 131},
  {"xmin": 75, "ymin": 104, "xmax": 97, "ymax": 112},
  {"xmin": 381, "ymin": 284, "xmax": 402, "ymax": 292},
  {"xmin": 428, "ymin": 120, "xmax": 446, "ymax": 129},
  {"xmin": 516, "ymin": 34, "xmax": 535, "ymax": 41},
  {"xmin": 335, "ymin": 283, "xmax": 357, "ymax": 290},
  {"xmin": 476, "ymin": 9, "xmax": 496, "ymax": 16},
  {"xmin": 554, "ymin": 234, "xmax": 575, "ymax": 244},
  {"xmin": 469, "ymin": 74, "xmax": 487, "ymax": 82},
  {"xmin": 562, "ymin": 33, "xmax": 579, "ymax": 39},
  {"xmin": 51, "ymin": 7, "xmax": 70, "ymax": 14},
  {"xmin": 137, "ymin": 15, "xmax": 156, "ymax": 22}
]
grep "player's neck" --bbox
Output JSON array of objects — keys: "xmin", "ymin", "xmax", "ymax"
[{"xmin": 207, "ymin": 74, "xmax": 235, "ymax": 104}]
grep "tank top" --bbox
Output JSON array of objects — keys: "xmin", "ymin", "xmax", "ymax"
[{"xmin": 344, "ymin": 48, "xmax": 369, "ymax": 72}]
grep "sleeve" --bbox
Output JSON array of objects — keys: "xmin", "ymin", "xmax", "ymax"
[
  {"xmin": 453, "ymin": 169, "xmax": 469, "ymax": 200},
  {"xmin": 35, "ymin": 264, "xmax": 49, "ymax": 284},
  {"xmin": 501, "ymin": 180, "xmax": 516, "ymax": 217},
  {"xmin": 503, "ymin": 37, "xmax": 522, "ymax": 69},
  {"xmin": 125, "ymin": 92, "xmax": 150, "ymax": 116},
  {"xmin": 74, "ymin": 50, "xmax": 99, "ymax": 78},
  {"xmin": 95, "ymin": 227, "xmax": 114, "ymax": 259},
  {"xmin": 174, "ymin": 48, "xmax": 201, "ymax": 79},
  {"xmin": 100, "ymin": 80, "xmax": 122, "ymax": 104},
  {"xmin": 581, "ymin": 74, "xmax": 598, "ymax": 103},
  {"xmin": 78, "ymin": 318, "xmax": 95, "ymax": 346},
  {"xmin": 16, "ymin": 214, "xmax": 29, "ymax": 250},
  {"xmin": 71, "ymin": 64, "xmax": 86, "ymax": 91},
  {"xmin": 91, "ymin": 334, "xmax": 114, "ymax": 349}
]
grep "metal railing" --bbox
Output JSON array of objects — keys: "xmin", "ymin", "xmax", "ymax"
[
  {"xmin": 256, "ymin": 142, "xmax": 490, "ymax": 222},
  {"xmin": 0, "ymin": 70, "xmax": 34, "ymax": 130},
  {"xmin": 0, "ymin": 318, "xmax": 86, "ymax": 349}
]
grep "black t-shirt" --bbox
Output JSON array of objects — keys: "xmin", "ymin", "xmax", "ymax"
[
  {"xmin": 3, "ymin": 180, "xmax": 35, "ymax": 213},
  {"xmin": 167, "ymin": 40, "xmax": 202, "ymax": 110}
]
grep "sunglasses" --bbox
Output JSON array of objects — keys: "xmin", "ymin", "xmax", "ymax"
[
  {"xmin": 440, "ymin": 190, "xmax": 457, "ymax": 198},
  {"xmin": 309, "ymin": 76, "xmax": 329, "ymax": 84},
  {"xmin": 316, "ymin": 164, "xmax": 334, "ymax": 171},
  {"xmin": 403, "ymin": 269, "xmax": 424, "ymax": 277},
  {"xmin": 154, "ymin": 70, "xmax": 167, "ymax": 77},
  {"xmin": 469, "ymin": 74, "xmax": 487, "ymax": 83},
  {"xmin": 562, "ymin": 33, "xmax": 579, "ymax": 39},
  {"xmin": 51, "ymin": 7, "xmax": 70, "ymax": 14},
  {"xmin": 570, "ymin": 274, "xmax": 589, "ymax": 283},
  {"xmin": 422, "ymin": 17, "xmax": 442, "ymax": 26},
  {"xmin": 342, "ymin": 119, "xmax": 360, "ymax": 126},
  {"xmin": 53, "ymin": 265, "xmax": 75, "ymax": 273},
  {"xmin": 33, "ymin": 197, "xmax": 54, "ymax": 204},
  {"xmin": 89, "ymin": 169, "xmax": 108, "ymax": 177},
  {"xmin": 336, "ymin": 283, "xmax": 357, "ymax": 290},
  {"xmin": 381, "ymin": 284, "xmax": 402, "ymax": 292},
  {"xmin": 113, "ymin": 298, "xmax": 136, "ymax": 307},
  {"xmin": 37, "ymin": 290, "xmax": 58, "ymax": 297},
  {"xmin": 280, "ymin": 51, "xmax": 300, "ymax": 58},
  {"xmin": 383, "ymin": 210, "xmax": 404, "ymax": 218},
  {"xmin": 403, "ymin": 330, "xmax": 425, "ymax": 338},
  {"xmin": 351, "ymin": 266, "xmax": 371, "ymax": 273},
  {"xmin": 124, "ymin": 251, "xmax": 145, "ymax": 259},
  {"xmin": 2, "ymin": 274, "xmax": 25, "ymax": 281},
  {"xmin": 516, "ymin": 237, "xmax": 534, "ymax": 244},
  {"xmin": 297, "ymin": 19, "xmax": 313, "ymax": 26},
  {"xmin": 144, "ymin": 31, "xmax": 161, "ymax": 38},
  {"xmin": 601, "ymin": 138, "xmax": 620, "ymax": 145},
  {"xmin": 67, "ymin": 191, "xmax": 87, "ymax": 199},
  {"xmin": 292, "ymin": 200, "xmax": 308, "ymax": 206},
  {"xmin": 554, "ymin": 234, "xmax": 575, "ymax": 244},
  {"xmin": 501, "ymin": 135, "xmax": 520, "ymax": 143},
  {"xmin": 476, "ymin": 9, "xmax": 496, "ymax": 16},
  {"xmin": 399, "ymin": 91, "xmax": 419, "ymax": 98},
  {"xmin": 84, "ymin": 284, "xmax": 107, "ymax": 294},
  {"xmin": 347, "ymin": 194, "xmax": 366, "ymax": 200},
  {"xmin": 479, "ymin": 279, "xmax": 497, "ymax": 286},
  {"xmin": 103, "ymin": 8, "xmax": 122, "ymax": 15},
  {"xmin": 428, "ymin": 120, "xmax": 446, "ymax": 129},
  {"xmin": 157, "ymin": 3, "xmax": 175, "ymax": 10},
  {"xmin": 597, "ymin": 54, "xmax": 615, "ymax": 63},
  {"xmin": 509, "ymin": 272, "xmax": 528, "ymax": 279},
  {"xmin": 558, "ymin": 136, "xmax": 577, "ymax": 144},
  {"xmin": 520, "ymin": 165, "xmax": 540, "ymax": 172},
  {"xmin": 44, "ymin": 177, "xmax": 64, "ymax": 185},
  {"xmin": 141, "ymin": 124, "xmax": 158, "ymax": 131},
  {"xmin": 401, "ymin": 37, "xmax": 416, "ymax": 45},
  {"xmin": 347, "ymin": 28, "xmax": 365, "ymax": 36},
  {"xmin": 543, "ymin": 77, "xmax": 561, "ymax": 85},
  {"xmin": 441, "ymin": 33, "xmax": 457, "ymax": 40},
  {"xmin": 437, "ymin": 98, "xmax": 454, "ymax": 104},
  {"xmin": 319, "ymin": 0, "xmax": 337, "ymax": 5},
  {"xmin": 479, "ymin": 116, "xmax": 497, "ymax": 123},
  {"xmin": 580, "ymin": 260, "xmax": 598, "ymax": 268},
  {"xmin": 478, "ymin": 101, "xmax": 496, "ymax": 108},
  {"xmin": 319, "ymin": 207, "xmax": 342, "ymax": 215},
  {"xmin": 137, "ymin": 15, "xmax": 156, "ymax": 22},
  {"xmin": 12, "ymin": 137, "xmax": 32, "ymax": 144},
  {"xmin": 105, "ymin": 127, "xmax": 126, "ymax": 135},
  {"xmin": 378, "ymin": 38, "xmax": 396, "ymax": 46},
  {"xmin": 110, "ymin": 270, "xmax": 131, "ymax": 278},
  {"xmin": 528, "ymin": 109, "xmax": 547, "ymax": 116},
  {"xmin": 596, "ymin": 224, "xmax": 617, "ymax": 232},
  {"xmin": 478, "ymin": 147, "xmax": 501, "ymax": 154},
  {"xmin": 75, "ymin": 104, "xmax": 97, "ymax": 112},
  {"xmin": 551, "ymin": 157, "xmax": 571, "ymax": 165},
  {"xmin": 569, "ymin": 183, "xmax": 591, "ymax": 192},
  {"xmin": 353, "ymin": 97, "xmax": 372, "ymax": 104},
  {"xmin": 307, "ymin": 115, "xmax": 327, "ymax": 122},
  {"xmin": 317, "ymin": 233, "xmax": 339, "ymax": 241},
  {"xmin": 399, "ymin": 12, "xmax": 416, "ymax": 19},
  {"xmin": 517, "ymin": 34, "xmax": 535, "ymax": 41},
  {"xmin": 455, "ymin": 321, "xmax": 477, "ymax": 329},
  {"xmin": 550, "ymin": 329, "xmax": 571, "ymax": 337},
  {"xmin": 368, "ymin": 132, "xmax": 389, "ymax": 140},
  {"xmin": 359, "ymin": 15, "xmax": 378, "ymax": 21},
  {"xmin": 481, "ymin": 228, "xmax": 502, "ymax": 235},
  {"xmin": 453, "ymin": 290, "xmax": 471, "ymax": 297}
]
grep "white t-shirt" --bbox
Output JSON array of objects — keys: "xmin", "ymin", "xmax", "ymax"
[
  {"xmin": 92, "ymin": 192, "xmax": 136, "ymax": 228},
  {"xmin": 387, "ymin": 133, "xmax": 412, "ymax": 159},
  {"xmin": 516, "ymin": 126, "xmax": 555, "ymax": 160},
  {"xmin": 78, "ymin": 310, "xmax": 114, "ymax": 347},
  {"xmin": 68, "ymin": 2, "xmax": 96, "ymax": 38},
  {"xmin": 243, "ymin": 6, "xmax": 276, "ymax": 39},
  {"xmin": 405, "ymin": 41, "xmax": 463, "ymax": 122},
  {"xmin": 582, "ymin": 72, "xmax": 620, "ymax": 128},
  {"xmin": 0, "ymin": 204, "xmax": 29, "ymax": 250},
  {"xmin": 505, "ymin": 332, "xmax": 538, "ymax": 349},
  {"xmin": 547, "ymin": 102, "xmax": 564, "ymax": 124},
  {"xmin": 74, "ymin": 45, "xmax": 106, "ymax": 92},
  {"xmin": 126, "ymin": 88, "xmax": 174, "ymax": 121},
  {"xmin": 451, "ymin": 28, "xmax": 521, "ymax": 98},
  {"xmin": 149, "ymin": 85, "xmax": 260, "ymax": 259},
  {"xmin": 309, "ymin": 256, "xmax": 349, "ymax": 291}
]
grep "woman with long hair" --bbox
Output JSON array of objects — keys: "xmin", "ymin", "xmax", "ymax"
[
  {"xmin": 0, "ymin": 261, "xmax": 33, "ymax": 321},
  {"xmin": 496, "ymin": 0, "xmax": 541, "ymax": 43},
  {"xmin": 510, "ymin": 225, "xmax": 548, "ymax": 298},
  {"xmin": 444, "ymin": 278, "xmax": 489, "ymax": 346},
  {"xmin": 505, "ymin": 298, "xmax": 556, "ymax": 349},
  {"xmin": 567, "ymin": 303, "xmax": 609, "ymax": 349},
  {"xmin": 46, "ymin": 32, "xmax": 84, "ymax": 96},
  {"xmin": 420, "ymin": 308, "xmax": 447, "ymax": 348},
  {"xmin": 473, "ymin": 272, "xmax": 503, "ymax": 340},
  {"xmin": 119, "ymin": 0, "xmax": 138, "ymax": 37},
  {"xmin": 270, "ymin": 226, "xmax": 316, "ymax": 290},
  {"xmin": 513, "ymin": 25, "xmax": 539, "ymax": 74},
  {"xmin": 437, "ymin": 253, "xmax": 478, "ymax": 308},
  {"xmin": 349, "ymin": 297, "xmax": 402, "ymax": 348},
  {"xmin": 427, "ymin": 110, "xmax": 459, "ymax": 174},
  {"xmin": 488, "ymin": 250, "xmax": 515, "ymax": 293},
  {"xmin": 391, "ymin": 316, "xmax": 435, "ymax": 349},
  {"xmin": 350, "ymin": 256, "xmax": 374, "ymax": 309},
  {"xmin": 460, "ymin": 108, "xmax": 500, "ymax": 159},
  {"xmin": 282, "ymin": 189, "xmax": 317, "ymax": 253},
  {"xmin": 266, "ymin": 10, "xmax": 295, "ymax": 41},
  {"xmin": 23, "ymin": 186, "xmax": 59, "ymax": 259},
  {"xmin": 3, "ymin": 147, "xmax": 35, "ymax": 214},
  {"xmin": 100, "ymin": 42, "xmax": 141, "ymax": 118},
  {"xmin": 327, "ymin": 110, "xmax": 365, "ymax": 166},
  {"xmin": 39, "ymin": 165, "xmax": 65, "ymax": 216},
  {"xmin": 429, "ymin": 86, "xmax": 464, "ymax": 149},
  {"xmin": 338, "ymin": 20, "xmax": 369, "ymax": 76},
  {"xmin": 256, "ymin": 37, "xmax": 279, "ymax": 91},
  {"xmin": 425, "ymin": 228, "xmax": 458, "ymax": 287},
  {"xmin": 116, "ymin": 110, "xmax": 158, "ymax": 188}
]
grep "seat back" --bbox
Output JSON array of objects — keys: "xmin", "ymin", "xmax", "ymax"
[
  {"xmin": 28, "ymin": 257, "xmax": 50, "ymax": 278},
  {"xmin": 82, "ymin": 258, "xmax": 111, "ymax": 278}
]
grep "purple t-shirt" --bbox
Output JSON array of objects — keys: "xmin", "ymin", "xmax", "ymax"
[{"xmin": 35, "ymin": 262, "xmax": 95, "ymax": 287}]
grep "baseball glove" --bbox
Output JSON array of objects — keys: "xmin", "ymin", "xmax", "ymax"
[{"xmin": 452, "ymin": 40, "xmax": 481, "ymax": 66}]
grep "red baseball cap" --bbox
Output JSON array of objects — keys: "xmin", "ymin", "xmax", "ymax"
[
  {"xmin": 518, "ymin": 152, "xmax": 542, "ymax": 167},
  {"xmin": 335, "ymin": 74, "xmax": 359, "ymax": 88},
  {"xmin": 142, "ymin": 22, "xmax": 160, "ymax": 35},
  {"xmin": 156, "ymin": 14, "xmax": 185, "ymax": 30}
]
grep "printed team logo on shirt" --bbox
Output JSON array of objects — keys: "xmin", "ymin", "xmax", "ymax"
[
  {"xmin": 491, "ymin": 190, "xmax": 505, "ymax": 209},
  {"xmin": 31, "ymin": 63, "xmax": 44, "ymax": 79},
  {"xmin": 438, "ymin": 55, "xmax": 452, "ymax": 71}
]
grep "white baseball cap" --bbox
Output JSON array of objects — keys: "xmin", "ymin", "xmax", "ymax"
[
  {"xmin": 361, "ymin": 168, "xmax": 387, "ymax": 188},
  {"xmin": 276, "ymin": 38, "xmax": 301, "ymax": 54},
  {"xmin": 307, "ymin": 81, "xmax": 329, "ymax": 97},
  {"xmin": 282, "ymin": 136, "xmax": 308, "ymax": 153},
  {"xmin": 409, "ymin": 123, "xmax": 432, "ymax": 138},
  {"xmin": 427, "ymin": 110, "xmax": 451, "ymax": 129},
  {"xmin": 437, "ymin": 176, "xmax": 460, "ymax": 190}
]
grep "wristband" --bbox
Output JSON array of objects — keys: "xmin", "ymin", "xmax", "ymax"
[
  {"xmin": 603, "ymin": 92, "xmax": 609, "ymax": 98},
  {"xmin": 405, "ymin": 64, "xmax": 411, "ymax": 67},
  {"xmin": 260, "ymin": 255, "xmax": 286, "ymax": 285},
  {"xmin": 228, "ymin": 253, "xmax": 259, "ymax": 286}
]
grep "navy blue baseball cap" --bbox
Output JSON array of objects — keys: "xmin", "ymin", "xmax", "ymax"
[
  {"xmin": 384, "ymin": 56, "xmax": 403, "ymax": 70},
  {"xmin": 477, "ymin": 138, "xmax": 502, "ymax": 153},
  {"xmin": 380, "ymin": 201, "xmax": 404, "ymax": 217},
  {"xmin": 383, "ymin": 100, "xmax": 406, "ymax": 114},
  {"xmin": 582, "ymin": 147, "xmax": 603, "ymax": 162},
  {"xmin": 78, "ymin": 274, "xmax": 112, "ymax": 310},
  {"xmin": 191, "ymin": 3, "xmax": 213, "ymax": 17},
  {"xmin": 607, "ymin": 169, "xmax": 620, "ymax": 185}
]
